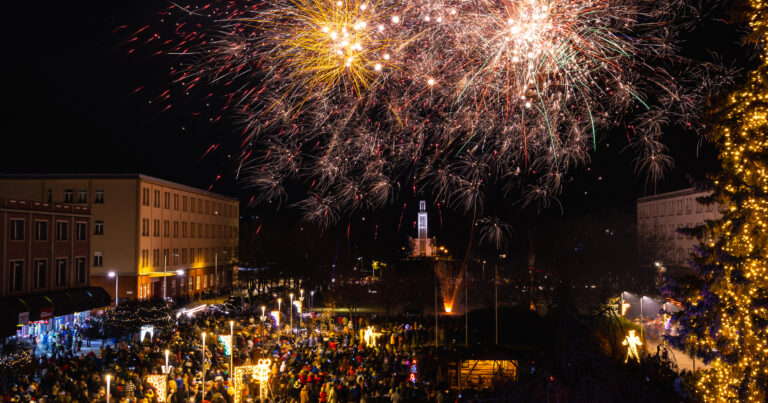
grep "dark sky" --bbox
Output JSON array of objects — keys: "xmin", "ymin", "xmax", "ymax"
[{"xmin": 0, "ymin": 0, "xmax": 748, "ymax": 276}]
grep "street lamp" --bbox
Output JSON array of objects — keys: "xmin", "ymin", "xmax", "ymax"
[
  {"xmin": 229, "ymin": 321, "xmax": 234, "ymax": 376},
  {"xmin": 310, "ymin": 291, "xmax": 315, "ymax": 311},
  {"xmin": 105, "ymin": 374, "xmax": 111, "ymax": 403},
  {"xmin": 289, "ymin": 293, "xmax": 294, "ymax": 334},
  {"xmin": 201, "ymin": 332, "xmax": 206, "ymax": 399},
  {"xmin": 163, "ymin": 252, "xmax": 167, "ymax": 301},
  {"xmin": 277, "ymin": 298, "xmax": 282, "ymax": 336},
  {"xmin": 108, "ymin": 272, "xmax": 118, "ymax": 306}
]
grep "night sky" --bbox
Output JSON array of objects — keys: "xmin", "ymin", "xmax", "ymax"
[{"xmin": 0, "ymin": 1, "xmax": 750, "ymax": 278}]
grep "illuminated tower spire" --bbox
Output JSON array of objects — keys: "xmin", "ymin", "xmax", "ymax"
[{"xmin": 411, "ymin": 200, "xmax": 435, "ymax": 257}]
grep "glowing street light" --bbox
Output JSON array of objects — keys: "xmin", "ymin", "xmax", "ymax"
[
  {"xmin": 230, "ymin": 320, "xmax": 235, "ymax": 376},
  {"xmin": 277, "ymin": 298, "xmax": 282, "ymax": 335},
  {"xmin": 108, "ymin": 271, "xmax": 118, "ymax": 306},
  {"xmin": 289, "ymin": 293, "xmax": 294, "ymax": 333}
]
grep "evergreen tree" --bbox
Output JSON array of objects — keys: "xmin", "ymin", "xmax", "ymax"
[{"xmin": 668, "ymin": 0, "xmax": 768, "ymax": 400}]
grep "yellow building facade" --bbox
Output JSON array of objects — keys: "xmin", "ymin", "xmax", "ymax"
[{"xmin": 0, "ymin": 174, "xmax": 238, "ymax": 303}]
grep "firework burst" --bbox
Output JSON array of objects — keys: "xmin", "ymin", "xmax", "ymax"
[{"xmin": 144, "ymin": 0, "xmax": 732, "ymax": 225}]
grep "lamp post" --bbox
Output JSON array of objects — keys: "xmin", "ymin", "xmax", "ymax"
[
  {"xmin": 201, "ymin": 332, "xmax": 206, "ymax": 400},
  {"xmin": 108, "ymin": 272, "xmax": 118, "ymax": 306},
  {"xmin": 176, "ymin": 270, "xmax": 184, "ymax": 299},
  {"xmin": 299, "ymin": 290, "xmax": 304, "ymax": 328},
  {"xmin": 465, "ymin": 266, "xmax": 468, "ymax": 348},
  {"xmin": 277, "ymin": 298, "xmax": 282, "ymax": 336},
  {"xmin": 214, "ymin": 252, "xmax": 218, "ymax": 294},
  {"xmin": 105, "ymin": 374, "xmax": 111, "ymax": 403},
  {"xmin": 640, "ymin": 296, "xmax": 644, "ymax": 338},
  {"xmin": 229, "ymin": 321, "xmax": 234, "ymax": 376},
  {"xmin": 289, "ymin": 293, "xmax": 294, "ymax": 334},
  {"xmin": 163, "ymin": 252, "xmax": 167, "ymax": 301},
  {"xmin": 310, "ymin": 290, "xmax": 315, "ymax": 311},
  {"xmin": 495, "ymin": 264, "xmax": 498, "ymax": 345}
]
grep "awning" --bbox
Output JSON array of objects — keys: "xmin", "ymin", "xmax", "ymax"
[
  {"xmin": 69, "ymin": 288, "xmax": 96, "ymax": 312},
  {"xmin": 20, "ymin": 294, "xmax": 55, "ymax": 321},
  {"xmin": 88, "ymin": 287, "xmax": 111, "ymax": 308},
  {"xmin": 47, "ymin": 291, "xmax": 76, "ymax": 318}
]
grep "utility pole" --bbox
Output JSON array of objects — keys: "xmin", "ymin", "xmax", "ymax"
[
  {"xmin": 163, "ymin": 252, "xmax": 167, "ymax": 301},
  {"xmin": 434, "ymin": 267, "xmax": 439, "ymax": 347},
  {"xmin": 465, "ymin": 265, "xmax": 468, "ymax": 348},
  {"xmin": 495, "ymin": 264, "xmax": 498, "ymax": 345}
]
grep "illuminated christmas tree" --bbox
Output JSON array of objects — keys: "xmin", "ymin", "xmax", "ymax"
[{"xmin": 668, "ymin": 0, "xmax": 768, "ymax": 400}]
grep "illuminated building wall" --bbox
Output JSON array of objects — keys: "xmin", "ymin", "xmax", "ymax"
[
  {"xmin": 0, "ymin": 174, "xmax": 239, "ymax": 302},
  {"xmin": 636, "ymin": 188, "xmax": 722, "ymax": 268}
]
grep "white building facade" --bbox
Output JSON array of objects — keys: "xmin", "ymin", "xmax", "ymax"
[{"xmin": 636, "ymin": 188, "xmax": 721, "ymax": 268}]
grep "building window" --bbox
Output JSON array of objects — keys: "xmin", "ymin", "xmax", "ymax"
[
  {"xmin": 205, "ymin": 224, "xmax": 210, "ymax": 238},
  {"xmin": 47, "ymin": 189, "xmax": 52, "ymax": 203},
  {"xmin": 56, "ymin": 221, "xmax": 69, "ymax": 241},
  {"xmin": 93, "ymin": 252, "xmax": 103, "ymax": 267},
  {"xmin": 196, "ymin": 275, "xmax": 201, "ymax": 290},
  {"xmin": 198, "ymin": 223, "xmax": 203, "ymax": 238},
  {"xmin": 205, "ymin": 200, "xmax": 210, "ymax": 215},
  {"xmin": 182, "ymin": 222, "xmax": 188, "ymax": 238},
  {"xmin": 153, "ymin": 249, "xmax": 160, "ymax": 267},
  {"xmin": 190, "ymin": 197, "xmax": 196, "ymax": 213},
  {"xmin": 173, "ymin": 248, "xmax": 179, "ymax": 265},
  {"xmin": 153, "ymin": 219, "xmax": 160, "ymax": 237},
  {"xmin": 162, "ymin": 248, "xmax": 170, "ymax": 266},
  {"xmin": 34, "ymin": 259, "xmax": 47, "ymax": 289},
  {"xmin": 164, "ymin": 192, "xmax": 171, "ymax": 209},
  {"xmin": 77, "ymin": 190, "xmax": 88, "ymax": 203},
  {"xmin": 153, "ymin": 190, "xmax": 161, "ymax": 207},
  {"xmin": 75, "ymin": 257, "xmax": 86, "ymax": 284},
  {"xmin": 190, "ymin": 222, "xmax": 196, "ymax": 238},
  {"xmin": 9, "ymin": 260, "xmax": 23, "ymax": 292},
  {"xmin": 93, "ymin": 220, "xmax": 103, "ymax": 235},
  {"xmin": 173, "ymin": 221, "xmax": 179, "ymax": 238},
  {"xmin": 197, "ymin": 248, "xmax": 203, "ymax": 263},
  {"xmin": 64, "ymin": 189, "xmax": 74, "ymax": 203},
  {"xmin": 173, "ymin": 194, "xmax": 179, "ymax": 210},
  {"xmin": 76, "ymin": 222, "xmax": 88, "ymax": 240},
  {"xmin": 142, "ymin": 219, "xmax": 150, "ymax": 236},
  {"xmin": 182, "ymin": 196, "xmax": 188, "ymax": 211},
  {"xmin": 34, "ymin": 220, "xmax": 48, "ymax": 241},
  {"xmin": 163, "ymin": 220, "xmax": 170, "ymax": 237},
  {"xmin": 141, "ymin": 249, "xmax": 149, "ymax": 267},
  {"xmin": 198, "ymin": 199, "xmax": 203, "ymax": 213},
  {"xmin": 182, "ymin": 248, "xmax": 187, "ymax": 265},
  {"xmin": 142, "ymin": 188, "xmax": 150, "ymax": 206},
  {"xmin": 55, "ymin": 258, "xmax": 68, "ymax": 286},
  {"xmin": 94, "ymin": 190, "xmax": 104, "ymax": 204},
  {"xmin": 10, "ymin": 219, "xmax": 24, "ymax": 241}
]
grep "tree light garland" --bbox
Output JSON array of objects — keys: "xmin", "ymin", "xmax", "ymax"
[{"xmin": 668, "ymin": 0, "xmax": 768, "ymax": 399}]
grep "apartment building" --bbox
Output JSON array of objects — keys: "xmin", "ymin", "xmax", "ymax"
[
  {"xmin": 0, "ymin": 174, "xmax": 239, "ymax": 304},
  {"xmin": 636, "ymin": 188, "xmax": 722, "ymax": 268},
  {"xmin": 0, "ymin": 198, "xmax": 110, "ymax": 337}
]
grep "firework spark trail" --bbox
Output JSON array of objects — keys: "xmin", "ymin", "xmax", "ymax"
[{"xmin": 142, "ymin": 0, "xmax": 733, "ymax": 225}]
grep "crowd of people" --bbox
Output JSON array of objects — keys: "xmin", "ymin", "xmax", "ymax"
[{"xmin": 0, "ymin": 300, "xmax": 463, "ymax": 403}]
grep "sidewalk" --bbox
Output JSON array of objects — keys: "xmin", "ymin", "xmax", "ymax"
[{"xmin": 645, "ymin": 339, "xmax": 709, "ymax": 373}]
